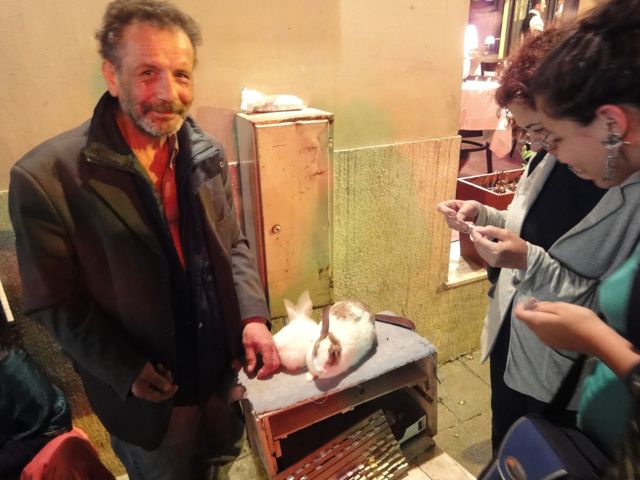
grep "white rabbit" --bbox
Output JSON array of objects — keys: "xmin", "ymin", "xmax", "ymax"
[
  {"xmin": 306, "ymin": 299, "xmax": 377, "ymax": 380},
  {"xmin": 272, "ymin": 290, "xmax": 320, "ymax": 372}
]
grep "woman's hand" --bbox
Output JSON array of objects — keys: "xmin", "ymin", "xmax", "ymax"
[
  {"xmin": 470, "ymin": 225, "xmax": 528, "ymax": 269},
  {"xmin": 514, "ymin": 300, "xmax": 604, "ymax": 354},
  {"xmin": 515, "ymin": 300, "xmax": 640, "ymax": 378},
  {"xmin": 436, "ymin": 200, "xmax": 480, "ymax": 233}
]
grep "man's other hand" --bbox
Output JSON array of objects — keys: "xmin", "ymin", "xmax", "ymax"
[
  {"xmin": 131, "ymin": 362, "xmax": 178, "ymax": 402},
  {"xmin": 242, "ymin": 321, "xmax": 281, "ymax": 379}
]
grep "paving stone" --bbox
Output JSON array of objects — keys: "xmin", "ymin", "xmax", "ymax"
[
  {"xmin": 235, "ymin": 433, "xmax": 252, "ymax": 460},
  {"xmin": 433, "ymin": 413, "xmax": 492, "ymax": 477},
  {"xmin": 434, "ymin": 350, "xmax": 492, "ymax": 477},
  {"xmin": 462, "ymin": 352, "xmax": 491, "ymax": 386},
  {"xmin": 436, "ymin": 399, "xmax": 459, "ymax": 430},
  {"xmin": 227, "ymin": 451, "xmax": 268, "ymax": 480},
  {"xmin": 438, "ymin": 358, "xmax": 491, "ymax": 422}
]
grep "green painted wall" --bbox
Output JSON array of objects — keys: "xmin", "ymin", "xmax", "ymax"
[{"xmin": 332, "ymin": 139, "xmax": 488, "ymax": 361}]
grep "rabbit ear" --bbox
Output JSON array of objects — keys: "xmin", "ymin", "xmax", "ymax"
[
  {"xmin": 283, "ymin": 298, "xmax": 297, "ymax": 323},
  {"xmin": 298, "ymin": 290, "xmax": 313, "ymax": 316},
  {"xmin": 328, "ymin": 343, "xmax": 341, "ymax": 365}
]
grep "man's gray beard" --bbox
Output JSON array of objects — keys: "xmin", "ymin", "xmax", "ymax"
[
  {"xmin": 119, "ymin": 95, "xmax": 189, "ymax": 138},
  {"xmin": 133, "ymin": 111, "xmax": 186, "ymax": 138}
]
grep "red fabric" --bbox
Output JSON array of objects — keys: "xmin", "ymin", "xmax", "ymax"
[
  {"xmin": 20, "ymin": 427, "xmax": 114, "ymax": 480},
  {"xmin": 161, "ymin": 156, "xmax": 185, "ymax": 268},
  {"xmin": 242, "ymin": 316, "xmax": 267, "ymax": 326}
]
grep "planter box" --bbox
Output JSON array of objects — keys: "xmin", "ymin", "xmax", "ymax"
[{"xmin": 455, "ymin": 169, "xmax": 524, "ymax": 266}]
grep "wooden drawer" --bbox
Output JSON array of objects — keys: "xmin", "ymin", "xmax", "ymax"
[{"xmin": 241, "ymin": 355, "xmax": 437, "ymax": 479}]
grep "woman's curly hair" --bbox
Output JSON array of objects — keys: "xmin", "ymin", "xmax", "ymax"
[
  {"xmin": 530, "ymin": 0, "xmax": 640, "ymax": 124},
  {"xmin": 495, "ymin": 28, "xmax": 567, "ymax": 109}
]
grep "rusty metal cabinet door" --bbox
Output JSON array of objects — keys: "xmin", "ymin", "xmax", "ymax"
[{"xmin": 237, "ymin": 109, "xmax": 334, "ymax": 317}]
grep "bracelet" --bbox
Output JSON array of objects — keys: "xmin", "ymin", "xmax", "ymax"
[{"xmin": 624, "ymin": 362, "xmax": 640, "ymax": 396}]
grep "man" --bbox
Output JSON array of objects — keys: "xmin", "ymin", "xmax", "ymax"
[
  {"xmin": 521, "ymin": 1, "xmax": 545, "ymax": 38},
  {"xmin": 8, "ymin": 0, "xmax": 280, "ymax": 478}
]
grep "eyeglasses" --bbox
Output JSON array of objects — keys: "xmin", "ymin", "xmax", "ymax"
[{"xmin": 516, "ymin": 128, "xmax": 557, "ymax": 151}]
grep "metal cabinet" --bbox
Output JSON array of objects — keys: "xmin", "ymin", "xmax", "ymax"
[{"xmin": 236, "ymin": 109, "xmax": 334, "ymax": 317}]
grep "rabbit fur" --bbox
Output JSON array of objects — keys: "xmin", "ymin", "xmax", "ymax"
[
  {"xmin": 306, "ymin": 299, "xmax": 377, "ymax": 380},
  {"xmin": 272, "ymin": 290, "xmax": 320, "ymax": 372}
]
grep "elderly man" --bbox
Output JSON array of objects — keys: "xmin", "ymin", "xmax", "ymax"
[{"xmin": 9, "ymin": 0, "xmax": 280, "ymax": 478}]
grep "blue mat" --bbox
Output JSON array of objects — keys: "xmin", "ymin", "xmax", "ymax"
[{"xmin": 239, "ymin": 321, "xmax": 436, "ymax": 414}]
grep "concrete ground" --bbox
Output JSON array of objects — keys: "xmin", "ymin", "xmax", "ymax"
[
  {"xmin": 433, "ymin": 350, "xmax": 492, "ymax": 477},
  {"xmin": 218, "ymin": 349, "xmax": 492, "ymax": 479}
]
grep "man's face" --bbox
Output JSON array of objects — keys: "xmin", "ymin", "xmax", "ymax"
[{"xmin": 104, "ymin": 21, "xmax": 195, "ymax": 139}]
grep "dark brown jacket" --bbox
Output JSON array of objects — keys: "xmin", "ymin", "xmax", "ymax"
[{"xmin": 9, "ymin": 93, "xmax": 269, "ymax": 449}]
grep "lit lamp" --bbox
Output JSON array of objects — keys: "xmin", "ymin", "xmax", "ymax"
[
  {"xmin": 463, "ymin": 24, "xmax": 479, "ymax": 78},
  {"xmin": 484, "ymin": 35, "xmax": 496, "ymax": 54},
  {"xmin": 464, "ymin": 24, "xmax": 479, "ymax": 56}
]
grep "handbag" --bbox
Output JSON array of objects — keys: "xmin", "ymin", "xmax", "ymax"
[{"xmin": 478, "ymin": 355, "xmax": 611, "ymax": 480}]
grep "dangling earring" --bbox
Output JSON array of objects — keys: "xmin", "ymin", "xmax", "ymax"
[{"xmin": 602, "ymin": 132, "xmax": 629, "ymax": 181}]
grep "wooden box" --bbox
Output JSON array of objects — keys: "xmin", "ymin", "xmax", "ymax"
[
  {"xmin": 456, "ymin": 169, "xmax": 523, "ymax": 266},
  {"xmin": 241, "ymin": 356, "xmax": 436, "ymax": 479},
  {"xmin": 238, "ymin": 322, "xmax": 437, "ymax": 479}
]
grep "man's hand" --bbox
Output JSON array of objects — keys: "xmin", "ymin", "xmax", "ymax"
[
  {"xmin": 470, "ymin": 225, "xmax": 528, "ymax": 269},
  {"xmin": 242, "ymin": 321, "xmax": 281, "ymax": 379},
  {"xmin": 131, "ymin": 362, "xmax": 178, "ymax": 402}
]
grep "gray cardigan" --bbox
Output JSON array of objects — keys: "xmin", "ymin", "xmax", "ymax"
[{"xmin": 476, "ymin": 154, "xmax": 640, "ymax": 408}]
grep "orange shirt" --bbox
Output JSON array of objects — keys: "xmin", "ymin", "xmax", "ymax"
[{"xmin": 158, "ymin": 137, "xmax": 185, "ymax": 267}]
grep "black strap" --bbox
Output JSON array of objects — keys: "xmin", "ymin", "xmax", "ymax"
[
  {"xmin": 543, "ymin": 353, "xmax": 587, "ymax": 421},
  {"xmin": 526, "ymin": 149, "xmax": 547, "ymax": 177},
  {"xmin": 626, "ymin": 255, "xmax": 640, "ymax": 348},
  {"xmin": 483, "ymin": 150, "xmax": 547, "ymax": 287},
  {"xmin": 521, "ymin": 11, "xmax": 536, "ymax": 34}
]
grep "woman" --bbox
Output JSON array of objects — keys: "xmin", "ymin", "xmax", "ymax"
[
  {"xmin": 0, "ymin": 321, "xmax": 72, "ymax": 479},
  {"xmin": 0, "ymin": 318, "xmax": 114, "ymax": 479},
  {"xmin": 515, "ymin": 0, "xmax": 640, "ymax": 462},
  {"xmin": 438, "ymin": 26, "xmax": 640, "ymax": 452}
]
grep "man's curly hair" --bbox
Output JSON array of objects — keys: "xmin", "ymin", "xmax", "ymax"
[{"xmin": 95, "ymin": 0, "xmax": 202, "ymax": 67}]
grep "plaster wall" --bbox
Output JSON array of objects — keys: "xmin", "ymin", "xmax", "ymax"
[
  {"xmin": 0, "ymin": 0, "xmax": 480, "ymax": 348},
  {"xmin": 0, "ymin": 0, "xmax": 489, "ymax": 475},
  {"xmin": 0, "ymin": 0, "xmax": 467, "ymax": 187},
  {"xmin": 333, "ymin": 139, "xmax": 488, "ymax": 359},
  {"xmin": 1, "ymin": 0, "xmax": 479, "ymax": 360}
]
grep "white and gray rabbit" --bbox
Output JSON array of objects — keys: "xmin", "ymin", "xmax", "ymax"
[
  {"xmin": 272, "ymin": 290, "xmax": 320, "ymax": 372},
  {"xmin": 306, "ymin": 299, "xmax": 377, "ymax": 380}
]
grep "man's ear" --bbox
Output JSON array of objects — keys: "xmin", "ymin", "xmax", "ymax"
[
  {"xmin": 595, "ymin": 104, "xmax": 629, "ymax": 137},
  {"xmin": 101, "ymin": 60, "xmax": 119, "ymax": 97}
]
